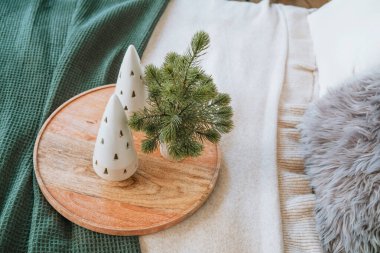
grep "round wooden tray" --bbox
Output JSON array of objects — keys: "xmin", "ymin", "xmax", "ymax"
[{"xmin": 33, "ymin": 84, "xmax": 221, "ymax": 236}]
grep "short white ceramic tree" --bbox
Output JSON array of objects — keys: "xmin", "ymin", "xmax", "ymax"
[
  {"xmin": 116, "ymin": 45, "xmax": 146, "ymax": 118},
  {"xmin": 93, "ymin": 94, "xmax": 138, "ymax": 181}
]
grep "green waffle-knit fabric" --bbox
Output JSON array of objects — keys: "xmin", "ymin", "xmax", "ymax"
[{"xmin": 0, "ymin": 0, "xmax": 168, "ymax": 252}]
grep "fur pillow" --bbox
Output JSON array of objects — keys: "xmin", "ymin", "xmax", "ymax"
[{"xmin": 299, "ymin": 72, "xmax": 380, "ymax": 253}]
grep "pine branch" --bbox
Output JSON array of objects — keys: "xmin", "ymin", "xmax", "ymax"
[
  {"xmin": 129, "ymin": 31, "xmax": 233, "ymax": 160},
  {"xmin": 183, "ymin": 31, "xmax": 210, "ymax": 89}
]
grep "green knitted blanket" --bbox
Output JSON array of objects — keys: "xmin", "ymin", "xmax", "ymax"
[{"xmin": 0, "ymin": 1, "xmax": 167, "ymax": 252}]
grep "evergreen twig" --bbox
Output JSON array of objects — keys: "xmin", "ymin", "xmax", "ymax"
[{"xmin": 129, "ymin": 31, "xmax": 233, "ymax": 160}]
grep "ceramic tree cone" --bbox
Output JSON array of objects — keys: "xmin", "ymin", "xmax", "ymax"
[
  {"xmin": 93, "ymin": 94, "xmax": 138, "ymax": 181},
  {"xmin": 116, "ymin": 45, "xmax": 146, "ymax": 118}
]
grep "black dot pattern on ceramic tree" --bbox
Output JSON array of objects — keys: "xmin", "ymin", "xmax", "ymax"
[
  {"xmin": 132, "ymin": 91, "xmax": 136, "ymax": 98},
  {"xmin": 120, "ymin": 90, "xmax": 123, "ymax": 95},
  {"xmin": 104, "ymin": 168, "xmax": 108, "ymax": 174},
  {"xmin": 119, "ymin": 72, "xmax": 121, "ymax": 79},
  {"xmin": 101, "ymin": 138, "xmax": 104, "ymax": 144},
  {"xmin": 95, "ymin": 160, "xmax": 98, "ymax": 165},
  {"xmin": 104, "ymin": 117, "xmax": 107, "ymax": 123},
  {"xmin": 130, "ymin": 70, "xmax": 134, "ymax": 76},
  {"xmin": 124, "ymin": 169, "xmax": 127, "ymax": 174},
  {"xmin": 126, "ymin": 142, "xmax": 129, "ymax": 149},
  {"xmin": 124, "ymin": 105, "xmax": 128, "ymax": 111},
  {"xmin": 120, "ymin": 130, "xmax": 123, "ymax": 137},
  {"xmin": 114, "ymin": 153, "xmax": 118, "ymax": 160},
  {"xmin": 139, "ymin": 75, "xmax": 142, "ymax": 80}
]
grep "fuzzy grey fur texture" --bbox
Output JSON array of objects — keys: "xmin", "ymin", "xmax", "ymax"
[{"xmin": 299, "ymin": 72, "xmax": 380, "ymax": 253}]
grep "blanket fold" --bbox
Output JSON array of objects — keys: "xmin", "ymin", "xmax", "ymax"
[
  {"xmin": 0, "ymin": 1, "xmax": 167, "ymax": 252},
  {"xmin": 277, "ymin": 5, "xmax": 323, "ymax": 253}
]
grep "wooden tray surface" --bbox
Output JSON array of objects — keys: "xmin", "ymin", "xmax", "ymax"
[{"xmin": 33, "ymin": 84, "xmax": 221, "ymax": 236}]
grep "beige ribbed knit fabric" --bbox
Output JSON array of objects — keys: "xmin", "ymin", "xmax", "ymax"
[{"xmin": 277, "ymin": 6, "xmax": 323, "ymax": 253}]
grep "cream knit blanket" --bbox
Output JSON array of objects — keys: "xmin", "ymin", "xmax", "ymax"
[{"xmin": 141, "ymin": 0, "xmax": 323, "ymax": 252}]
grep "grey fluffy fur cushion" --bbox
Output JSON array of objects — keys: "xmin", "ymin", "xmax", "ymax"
[{"xmin": 299, "ymin": 73, "xmax": 380, "ymax": 253}]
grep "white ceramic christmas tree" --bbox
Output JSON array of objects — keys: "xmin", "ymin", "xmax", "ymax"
[
  {"xmin": 93, "ymin": 94, "xmax": 138, "ymax": 181},
  {"xmin": 116, "ymin": 45, "xmax": 146, "ymax": 118}
]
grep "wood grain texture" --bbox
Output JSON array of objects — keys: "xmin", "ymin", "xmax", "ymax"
[
  {"xmin": 273, "ymin": 0, "xmax": 329, "ymax": 8},
  {"xmin": 33, "ymin": 84, "xmax": 221, "ymax": 236},
  {"xmin": 246, "ymin": 0, "xmax": 330, "ymax": 8}
]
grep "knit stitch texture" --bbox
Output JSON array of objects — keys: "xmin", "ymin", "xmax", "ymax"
[{"xmin": 0, "ymin": 0, "xmax": 167, "ymax": 252}]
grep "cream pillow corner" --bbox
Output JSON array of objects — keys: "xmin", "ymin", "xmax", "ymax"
[{"xmin": 308, "ymin": 0, "xmax": 380, "ymax": 97}]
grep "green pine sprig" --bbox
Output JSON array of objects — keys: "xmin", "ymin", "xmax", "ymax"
[{"xmin": 129, "ymin": 31, "xmax": 233, "ymax": 160}]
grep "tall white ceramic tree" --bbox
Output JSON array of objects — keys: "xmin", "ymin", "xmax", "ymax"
[
  {"xmin": 116, "ymin": 45, "xmax": 146, "ymax": 118},
  {"xmin": 93, "ymin": 94, "xmax": 138, "ymax": 181}
]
